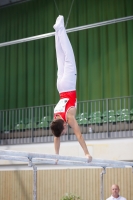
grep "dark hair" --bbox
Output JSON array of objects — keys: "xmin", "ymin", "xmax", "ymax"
[{"xmin": 50, "ymin": 119, "xmax": 64, "ymax": 137}]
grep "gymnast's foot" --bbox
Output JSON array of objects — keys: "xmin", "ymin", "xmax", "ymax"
[{"xmin": 53, "ymin": 15, "xmax": 64, "ymax": 31}]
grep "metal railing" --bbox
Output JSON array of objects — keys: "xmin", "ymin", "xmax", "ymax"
[{"xmin": 0, "ymin": 95, "xmax": 133, "ymax": 145}]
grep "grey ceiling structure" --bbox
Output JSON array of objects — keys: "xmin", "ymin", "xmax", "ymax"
[{"xmin": 0, "ymin": 0, "xmax": 31, "ymax": 8}]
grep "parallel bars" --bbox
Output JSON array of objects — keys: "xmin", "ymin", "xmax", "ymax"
[{"xmin": 0, "ymin": 150, "xmax": 133, "ymax": 200}]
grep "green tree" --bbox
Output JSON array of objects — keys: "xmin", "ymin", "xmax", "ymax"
[{"xmin": 60, "ymin": 193, "xmax": 81, "ymax": 200}]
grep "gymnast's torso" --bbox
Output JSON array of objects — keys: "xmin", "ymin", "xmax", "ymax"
[{"xmin": 54, "ymin": 90, "xmax": 77, "ymax": 122}]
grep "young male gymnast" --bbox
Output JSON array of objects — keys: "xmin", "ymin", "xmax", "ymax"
[{"xmin": 50, "ymin": 15, "xmax": 92, "ymax": 162}]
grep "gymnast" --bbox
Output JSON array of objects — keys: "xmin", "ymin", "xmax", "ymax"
[{"xmin": 50, "ymin": 15, "xmax": 92, "ymax": 162}]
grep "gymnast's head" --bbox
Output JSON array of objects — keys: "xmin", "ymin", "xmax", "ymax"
[{"xmin": 50, "ymin": 118, "xmax": 67, "ymax": 137}]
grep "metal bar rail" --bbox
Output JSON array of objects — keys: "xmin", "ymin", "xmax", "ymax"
[
  {"xmin": 0, "ymin": 150, "xmax": 133, "ymax": 167},
  {"xmin": 0, "ymin": 95, "xmax": 133, "ymax": 144},
  {"xmin": 0, "ymin": 16, "xmax": 133, "ymax": 47}
]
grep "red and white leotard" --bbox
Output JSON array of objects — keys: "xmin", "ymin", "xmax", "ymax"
[{"xmin": 54, "ymin": 90, "xmax": 77, "ymax": 122}]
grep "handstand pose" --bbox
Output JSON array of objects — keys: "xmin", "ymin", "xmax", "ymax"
[{"xmin": 51, "ymin": 15, "xmax": 92, "ymax": 162}]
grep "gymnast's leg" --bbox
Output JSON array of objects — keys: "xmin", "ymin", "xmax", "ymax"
[
  {"xmin": 55, "ymin": 31, "xmax": 65, "ymax": 90},
  {"xmin": 53, "ymin": 15, "xmax": 77, "ymax": 93}
]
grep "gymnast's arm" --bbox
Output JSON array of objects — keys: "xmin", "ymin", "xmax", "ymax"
[
  {"xmin": 67, "ymin": 108, "xmax": 92, "ymax": 161},
  {"xmin": 54, "ymin": 136, "xmax": 60, "ymax": 155},
  {"xmin": 54, "ymin": 136, "xmax": 60, "ymax": 164}
]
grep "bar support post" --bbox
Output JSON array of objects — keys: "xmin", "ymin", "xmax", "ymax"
[
  {"xmin": 33, "ymin": 165, "xmax": 37, "ymax": 200},
  {"xmin": 28, "ymin": 158, "xmax": 37, "ymax": 200},
  {"xmin": 100, "ymin": 167, "xmax": 106, "ymax": 200}
]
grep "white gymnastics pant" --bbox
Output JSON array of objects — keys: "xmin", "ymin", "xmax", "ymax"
[{"xmin": 55, "ymin": 27, "xmax": 77, "ymax": 93}]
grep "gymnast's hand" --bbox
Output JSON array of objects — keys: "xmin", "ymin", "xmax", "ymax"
[
  {"xmin": 85, "ymin": 154, "xmax": 92, "ymax": 162},
  {"xmin": 55, "ymin": 153, "xmax": 59, "ymax": 165},
  {"xmin": 55, "ymin": 159, "xmax": 58, "ymax": 165}
]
